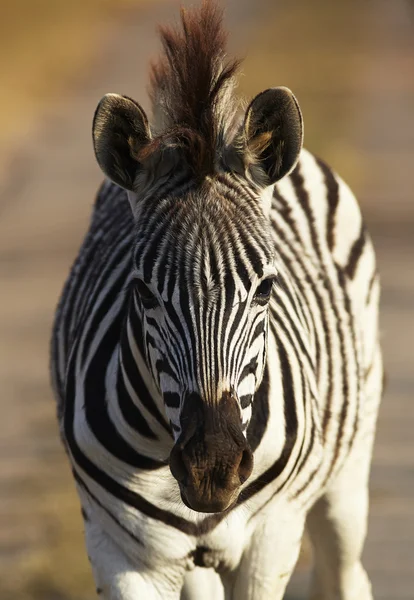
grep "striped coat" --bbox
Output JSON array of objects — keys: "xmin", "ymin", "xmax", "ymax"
[{"xmin": 51, "ymin": 2, "xmax": 382, "ymax": 599}]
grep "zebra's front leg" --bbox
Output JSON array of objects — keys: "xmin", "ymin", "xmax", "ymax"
[
  {"xmin": 85, "ymin": 520, "xmax": 185, "ymax": 600},
  {"xmin": 306, "ymin": 348, "xmax": 381, "ymax": 600},
  {"xmin": 306, "ymin": 443, "xmax": 375, "ymax": 599},
  {"xmin": 221, "ymin": 507, "xmax": 306, "ymax": 600}
]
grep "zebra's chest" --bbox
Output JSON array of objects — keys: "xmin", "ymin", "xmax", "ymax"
[
  {"xmin": 77, "ymin": 444, "xmax": 249, "ymax": 571},
  {"xmin": 120, "ymin": 480, "xmax": 248, "ymax": 571},
  {"xmin": 186, "ymin": 539, "xmax": 243, "ymax": 572}
]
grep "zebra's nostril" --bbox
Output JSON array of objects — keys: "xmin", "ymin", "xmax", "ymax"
[
  {"xmin": 238, "ymin": 447, "xmax": 253, "ymax": 484},
  {"xmin": 169, "ymin": 445, "xmax": 189, "ymax": 485}
]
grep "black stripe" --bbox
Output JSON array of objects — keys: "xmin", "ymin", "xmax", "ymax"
[
  {"xmin": 272, "ymin": 189, "xmax": 316, "ymax": 343},
  {"xmin": 269, "ymin": 212, "xmax": 333, "ymax": 438},
  {"xmin": 233, "ymin": 252, "xmax": 251, "ymax": 293},
  {"xmin": 128, "ymin": 291, "xmax": 152, "ymax": 361},
  {"xmin": 73, "ymin": 469, "xmax": 144, "ymax": 547},
  {"xmin": 226, "ymin": 302, "xmax": 248, "ymax": 377},
  {"xmin": 60, "ymin": 184, "xmax": 127, "ymax": 362},
  {"xmin": 290, "ymin": 408, "xmax": 318, "ymax": 499},
  {"xmin": 270, "ymin": 305, "xmax": 314, "ymax": 374},
  {"xmin": 215, "ymin": 184, "xmax": 273, "ymax": 264},
  {"xmin": 120, "ymin": 324, "xmax": 171, "ymax": 433},
  {"xmin": 322, "ymin": 263, "xmax": 360, "ymax": 483},
  {"xmin": 83, "ymin": 311, "xmax": 166, "ymax": 470},
  {"xmin": 290, "ymin": 165, "xmax": 350, "ymax": 444},
  {"xmin": 241, "ymin": 343, "xmax": 298, "ymax": 506},
  {"xmin": 74, "ymin": 204, "xmax": 130, "ymax": 325},
  {"xmin": 345, "ymin": 223, "xmax": 366, "ymax": 279},
  {"xmin": 238, "ymin": 230, "xmax": 265, "ymax": 278},
  {"xmin": 274, "ymin": 271, "xmax": 312, "ymax": 338},
  {"xmin": 140, "ymin": 203, "xmax": 183, "ymax": 283},
  {"xmin": 80, "ymin": 246, "xmax": 130, "ymax": 365},
  {"xmin": 164, "ymin": 392, "xmax": 181, "ymax": 409},
  {"xmin": 262, "ymin": 343, "xmax": 313, "ymax": 504},
  {"xmin": 366, "ymin": 268, "xmax": 378, "ymax": 306},
  {"xmin": 270, "ymin": 320, "xmax": 309, "ymax": 481},
  {"xmin": 240, "ymin": 394, "xmax": 252, "ymax": 409},
  {"xmin": 273, "ymin": 187, "xmax": 305, "ymax": 248},
  {"xmin": 315, "ymin": 157, "xmax": 340, "ymax": 251},
  {"xmin": 116, "ymin": 367, "xmax": 158, "ymax": 440},
  {"xmin": 290, "ymin": 167, "xmax": 320, "ymax": 257},
  {"xmin": 246, "ymin": 366, "xmax": 270, "ymax": 453},
  {"xmin": 239, "ymin": 356, "xmax": 257, "ymax": 382},
  {"xmin": 219, "ymin": 268, "xmax": 237, "ymax": 372},
  {"xmin": 65, "ymin": 340, "xmax": 204, "ymax": 535}
]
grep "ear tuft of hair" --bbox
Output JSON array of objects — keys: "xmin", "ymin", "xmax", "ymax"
[{"xmin": 147, "ymin": 0, "xmax": 240, "ymax": 176}]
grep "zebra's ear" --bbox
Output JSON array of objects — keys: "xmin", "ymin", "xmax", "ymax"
[
  {"xmin": 241, "ymin": 87, "xmax": 303, "ymax": 186},
  {"xmin": 92, "ymin": 93, "xmax": 151, "ymax": 191}
]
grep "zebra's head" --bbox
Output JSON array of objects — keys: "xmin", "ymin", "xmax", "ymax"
[{"xmin": 92, "ymin": 2, "xmax": 303, "ymax": 513}]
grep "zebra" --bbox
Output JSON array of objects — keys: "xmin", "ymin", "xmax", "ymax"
[{"xmin": 50, "ymin": 1, "xmax": 383, "ymax": 598}]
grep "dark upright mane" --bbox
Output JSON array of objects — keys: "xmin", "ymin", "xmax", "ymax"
[{"xmin": 143, "ymin": 0, "xmax": 241, "ymax": 175}]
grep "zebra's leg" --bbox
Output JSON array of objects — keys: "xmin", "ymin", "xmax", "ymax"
[
  {"xmin": 181, "ymin": 568, "xmax": 224, "ymax": 600},
  {"xmin": 85, "ymin": 519, "xmax": 184, "ymax": 600},
  {"xmin": 306, "ymin": 483, "xmax": 372, "ymax": 599},
  {"xmin": 221, "ymin": 507, "xmax": 306, "ymax": 600},
  {"xmin": 306, "ymin": 350, "xmax": 382, "ymax": 600},
  {"xmin": 306, "ymin": 437, "xmax": 377, "ymax": 599}
]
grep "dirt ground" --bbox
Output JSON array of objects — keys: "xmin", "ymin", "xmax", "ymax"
[{"xmin": 0, "ymin": 1, "xmax": 413, "ymax": 599}]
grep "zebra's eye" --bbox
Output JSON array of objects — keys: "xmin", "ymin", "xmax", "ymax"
[
  {"xmin": 253, "ymin": 278, "xmax": 274, "ymax": 304},
  {"xmin": 136, "ymin": 280, "xmax": 158, "ymax": 308}
]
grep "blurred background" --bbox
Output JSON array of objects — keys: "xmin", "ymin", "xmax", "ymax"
[{"xmin": 0, "ymin": 0, "xmax": 413, "ymax": 598}]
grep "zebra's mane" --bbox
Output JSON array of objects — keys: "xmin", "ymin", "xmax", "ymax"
[{"xmin": 143, "ymin": 0, "xmax": 241, "ymax": 176}]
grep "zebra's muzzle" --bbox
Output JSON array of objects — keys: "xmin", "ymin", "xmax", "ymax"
[{"xmin": 169, "ymin": 391, "xmax": 253, "ymax": 513}]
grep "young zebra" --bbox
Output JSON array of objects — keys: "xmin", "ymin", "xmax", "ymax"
[{"xmin": 50, "ymin": 1, "xmax": 383, "ymax": 598}]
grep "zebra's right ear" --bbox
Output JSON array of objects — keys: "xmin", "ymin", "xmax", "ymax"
[
  {"xmin": 239, "ymin": 87, "xmax": 303, "ymax": 186},
  {"xmin": 92, "ymin": 93, "xmax": 151, "ymax": 191}
]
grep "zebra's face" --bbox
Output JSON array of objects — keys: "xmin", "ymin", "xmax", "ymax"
[
  {"xmin": 93, "ymin": 85, "xmax": 303, "ymax": 512},
  {"xmin": 131, "ymin": 178, "xmax": 276, "ymax": 512}
]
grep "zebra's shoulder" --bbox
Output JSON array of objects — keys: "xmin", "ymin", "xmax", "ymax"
[
  {"xmin": 286, "ymin": 148, "xmax": 367, "ymax": 265},
  {"xmin": 296, "ymin": 149, "xmax": 376, "ymax": 302}
]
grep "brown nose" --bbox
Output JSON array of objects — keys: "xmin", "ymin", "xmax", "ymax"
[
  {"xmin": 170, "ymin": 442, "xmax": 253, "ymax": 512},
  {"xmin": 169, "ymin": 392, "xmax": 254, "ymax": 513}
]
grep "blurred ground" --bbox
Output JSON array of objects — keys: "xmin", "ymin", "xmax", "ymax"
[
  {"xmin": 0, "ymin": 0, "xmax": 161, "ymax": 180},
  {"xmin": 0, "ymin": 1, "xmax": 413, "ymax": 599}
]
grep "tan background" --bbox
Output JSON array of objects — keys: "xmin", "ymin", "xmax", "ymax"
[{"xmin": 0, "ymin": 1, "xmax": 413, "ymax": 598}]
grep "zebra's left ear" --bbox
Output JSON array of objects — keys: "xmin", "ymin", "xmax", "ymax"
[
  {"xmin": 93, "ymin": 93, "xmax": 151, "ymax": 191},
  {"xmin": 240, "ymin": 87, "xmax": 303, "ymax": 186}
]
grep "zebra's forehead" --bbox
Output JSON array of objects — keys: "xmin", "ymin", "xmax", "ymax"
[{"xmin": 133, "ymin": 175, "xmax": 275, "ymax": 288}]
